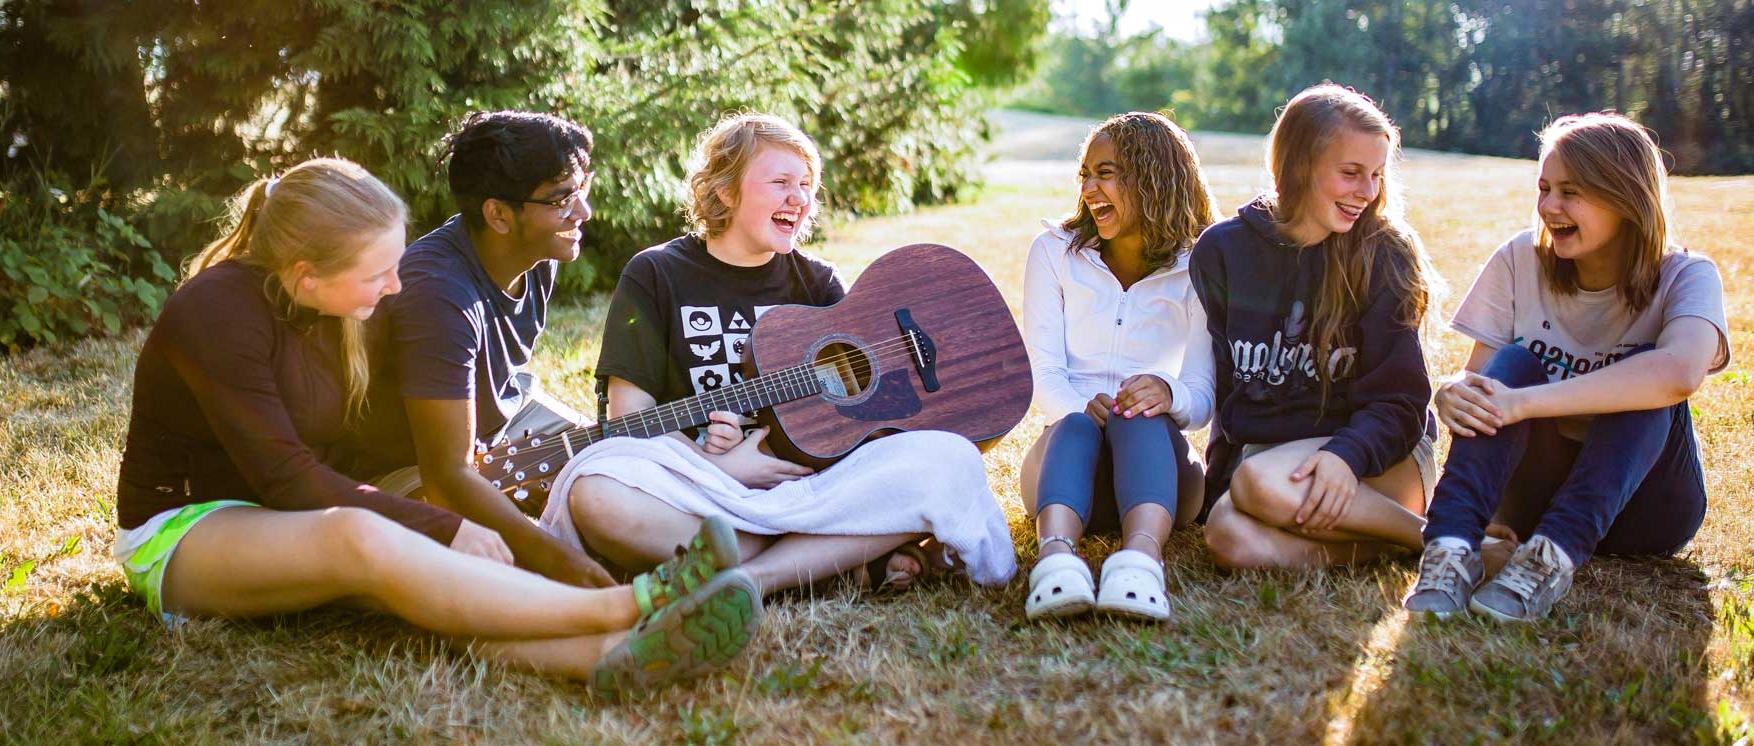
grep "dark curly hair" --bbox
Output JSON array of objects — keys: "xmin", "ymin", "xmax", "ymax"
[{"xmin": 1060, "ymin": 111, "xmax": 1217, "ymax": 271}]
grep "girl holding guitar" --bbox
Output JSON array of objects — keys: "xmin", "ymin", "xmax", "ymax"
[
  {"xmin": 545, "ymin": 113, "xmax": 1017, "ymax": 594},
  {"xmin": 112, "ymin": 158, "xmax": 761, "ymax": 693},
  {"xmin": 1019, "ymin": 112, "xmax": 1219, "ymax": 622}
]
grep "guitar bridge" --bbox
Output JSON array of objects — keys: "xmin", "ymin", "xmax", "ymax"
[{"xmin": 895, "ymin": 308, "xmax": 939, "ymax": 392}]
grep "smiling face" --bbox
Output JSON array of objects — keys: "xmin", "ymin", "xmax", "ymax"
[
  {"xmin": 1289, "ymin": 127, "xmax": 1390, "ymax": 244},
  {"xmin": 1078, "ymin": 134, "xmax": 1139, "ymax": 244},
  {"xmin": 1537, "ymin": 152, "xmax": 1625, "ymax": 263},
  {"xmin": 508, "ymin": 167, "xmax": 592, "ymax": 264},
  {"xmin": 294, "ymin": 225, "xmax": 406, "ymax": 321},
  {"xmin": 721, "ymin": 144, "xmax": 815, "ymax": 258}
]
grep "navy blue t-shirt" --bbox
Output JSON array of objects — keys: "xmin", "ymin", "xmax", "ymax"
[{"xmin": 378, "ymin": 216, "xmax": 556, "ymax": 443}]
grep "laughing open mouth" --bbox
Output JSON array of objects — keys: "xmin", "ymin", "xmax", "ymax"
[
  {"xmin": 1546, "ymin": 221, "xmax": 1578, "ymax": 239},
  {"xmin": 773, "ymin": 211, "xmax": 801, "ymax": 233},
  {"xmin": 1088, "ymin": 200, "xmax": 1116, "ymax": 222}
]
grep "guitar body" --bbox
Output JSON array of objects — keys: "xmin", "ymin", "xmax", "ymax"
[
  {"xmin": 476, "ymin": 242, "xmax": 1032, "ymax": 505},
  {"xmin": 749, "ymin": 243, "xmax": 1032, "ymax": 469}
]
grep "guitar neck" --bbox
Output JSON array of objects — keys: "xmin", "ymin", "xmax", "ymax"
[{"xmin": 556, "ymin": 362, "xmax": 825, "ymax": 452}]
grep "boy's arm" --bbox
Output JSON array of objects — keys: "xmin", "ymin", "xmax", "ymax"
[{"xmin": 404, "ymin": 397, "xmax": 614, "ymax": 588}]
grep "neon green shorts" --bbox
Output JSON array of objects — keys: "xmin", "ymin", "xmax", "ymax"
[{"xmin": 113, "ymin": 500, "xmax": 254, "ymax": 627}]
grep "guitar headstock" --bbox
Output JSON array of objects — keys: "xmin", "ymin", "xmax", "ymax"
[{"xmin": 474, "ymin": 430, "xmax": 566, "ymax": 514}]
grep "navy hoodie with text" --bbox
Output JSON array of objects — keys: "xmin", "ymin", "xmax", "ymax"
[{"xmin": 1189, "ymin": 198, "xmax": 1435, "ymax": 514}]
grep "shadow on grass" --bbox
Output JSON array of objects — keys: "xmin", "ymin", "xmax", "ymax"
[{"xmin": 1350, "ymin": 555, "xmax": 1715, "ymax": 743}]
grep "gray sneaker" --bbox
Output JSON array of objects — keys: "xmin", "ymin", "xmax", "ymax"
[
  {"xmin": 1469, "ymin": 535, "xmax": 1575, "ymax": 622},
  {"xmin": 1403, "ymin": 541, "xmax": 1485, "ymax": 617}
]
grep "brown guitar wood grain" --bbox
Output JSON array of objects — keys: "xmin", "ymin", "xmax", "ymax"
[{"xmin": 749, "ymin": 243, "xmax": 1033, "ymax": 468}]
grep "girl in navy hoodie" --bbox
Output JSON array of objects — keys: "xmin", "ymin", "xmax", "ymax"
[{"xmin": 1192, "ymin": 84, "xmax": 1441, "ymax": 569}]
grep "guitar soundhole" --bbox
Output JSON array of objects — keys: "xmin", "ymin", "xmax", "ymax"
[{"xmin": 812, "ymin": 341, "xmax": 875, "ymax": 401}]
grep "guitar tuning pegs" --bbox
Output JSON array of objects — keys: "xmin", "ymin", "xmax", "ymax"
[
  {"xmin": 538, "ymin": 463, "xmax": 550, "ymax": 473},
  {"xmin": 512, "ymin": 488, "xmax": 529, "ymax": 501},
  {"xmin": 531, "ymin": 437, "xmax": 543, "ymax": 447},
  {"xmin": 540, "ymin": 480, "xmax": 550, "ymax": 490},
  {"xmin": 481, "ymin": 453, "xmax": 494, "ymax": 464}
]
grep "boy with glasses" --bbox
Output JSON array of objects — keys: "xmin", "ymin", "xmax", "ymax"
[{"xmin": 366, "ymin": 110, "xmax": 617, "ymax": 587}]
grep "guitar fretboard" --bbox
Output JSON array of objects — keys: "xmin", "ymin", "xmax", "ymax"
[{"xmin": 554, "ymin": 361, "xmax": 828, "ymax": 455}]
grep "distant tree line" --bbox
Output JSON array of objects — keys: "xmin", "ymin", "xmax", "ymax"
[{"xmin": 1016, "ymin": 0, "xmax": 1754, "ymax": 175}]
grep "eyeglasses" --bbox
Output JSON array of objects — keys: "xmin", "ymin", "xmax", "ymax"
[{"xmin": 496, "ymin": 175, "xmax": 593, "ymax": 218}]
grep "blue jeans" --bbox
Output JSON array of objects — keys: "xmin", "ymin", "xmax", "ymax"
[
  {"xmin": 1034, "ymin": 412, "xmax": 1199, "ymax": 531},
  {"xmin": 1423, "ymin": 344, "xmax": 1708, "ymax": 565}
]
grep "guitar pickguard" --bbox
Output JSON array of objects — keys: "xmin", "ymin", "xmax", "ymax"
[{"xmin": 834, "ymin": 368, "xmax": 922, "ymax": 421}]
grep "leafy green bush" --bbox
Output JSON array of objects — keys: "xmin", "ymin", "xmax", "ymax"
[
  {"xmin": 0, "ymin": 170, "xmax": 175, "ymax": 352},
  {"xmin": 0, "ymin": 0, "xmax": 1047, "ymax": 347}
]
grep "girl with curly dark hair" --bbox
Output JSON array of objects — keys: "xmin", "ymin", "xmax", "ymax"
[{"xmin": 1020, "ymin": 111, "xmax": 1219, "ymax": 621}]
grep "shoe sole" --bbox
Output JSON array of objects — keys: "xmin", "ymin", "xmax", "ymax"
[
  {"xmin": 1096, "ymin": 600, "xmax": 1170, "ymax": 622},
  {"xmin": 1468, "ymin": 596, "xmax": 1536, "ymax": 623},
  {"xmin": 1028, "ymin": 597, "xmax": 1094, "ymax": 620},
  {"xmin": 591, "ymin": 569, "xmax": 762, "ymax": 695}
]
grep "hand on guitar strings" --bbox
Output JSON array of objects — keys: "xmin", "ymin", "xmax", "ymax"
[
  {"xmin": 704, "ymin": 426, "xmax": 814, "ymax": 489},
  {"xmin": 702, "ymin": 410, "xmax": 758, "ymax": 455}
]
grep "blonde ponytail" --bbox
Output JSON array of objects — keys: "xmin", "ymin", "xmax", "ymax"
[{"xmin": 183, "ymin": 158, "xmax": 407, "ymax": 421}]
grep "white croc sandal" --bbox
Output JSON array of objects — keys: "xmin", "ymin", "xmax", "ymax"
[
  {"xmin": 1026, "ymin": 552, "xmax": 1095, "ymax": 621},
  {"xmin": 1096, "ymin": 549, "xmax": 1170, "ymax": 621}
]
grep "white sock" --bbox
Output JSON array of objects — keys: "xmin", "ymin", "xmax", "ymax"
[
  {"xmin": 1529, "ymin": 534, "xmax": 1576, "ymax": 570},
  {"xmin": 1432, "ymin": 536, "xmax": 1471, "ymax": 551}
]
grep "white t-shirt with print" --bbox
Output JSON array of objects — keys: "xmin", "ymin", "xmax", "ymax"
[{"xmin": 1450, "ymin": 230, "xmax": 1730, "ymax": 433}]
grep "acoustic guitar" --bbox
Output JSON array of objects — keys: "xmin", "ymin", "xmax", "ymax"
[{"xmin": 477, "ymin": 242, "xmax": 1033, "ymax": 510}]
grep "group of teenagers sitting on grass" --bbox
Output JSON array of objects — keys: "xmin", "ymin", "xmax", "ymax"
[{"xmin": 111, "ymin": 82, "xmax": 1729, "ymax": 693}]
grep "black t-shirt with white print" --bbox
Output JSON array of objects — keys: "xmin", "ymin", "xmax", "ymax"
[{"xmin": 596, "ymin": 234, "xmax": 847, "ymax": 418}]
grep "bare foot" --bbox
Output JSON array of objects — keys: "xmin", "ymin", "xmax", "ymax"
[{"xmin": 850, "ymin": 543, "xmax": 927, "ymax": 591}]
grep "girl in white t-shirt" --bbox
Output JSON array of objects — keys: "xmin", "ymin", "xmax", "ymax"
[
  {"xmin": 1405, "ymin": 113, "xmax": 1731, "ymax": 621},
  {"xmin": 1019, "ymin": 112, "xmax": 1218, "ymax": 621}
]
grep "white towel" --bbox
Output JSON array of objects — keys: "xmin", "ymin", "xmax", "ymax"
[{"xmin": 537, "ymin": 429, "xmax": 1017, "ymax": 585}]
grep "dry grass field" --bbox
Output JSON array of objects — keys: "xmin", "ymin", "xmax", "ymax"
[{"xmin": 3, "ymin": 110, "xmax": 1752, "ymax": 743}]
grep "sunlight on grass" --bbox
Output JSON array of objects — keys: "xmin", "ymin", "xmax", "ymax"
[
  {"xmin": 3, "ymin": 110, "xmax": 1752, "ymax": 742},
  {"xmin": 1322, "ymin": 610, "xmax": 1410, "ymax": 744}
]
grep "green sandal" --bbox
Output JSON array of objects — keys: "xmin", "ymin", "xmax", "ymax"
[
  {"xmin": 589, "ymin": 568, "xmax": 763, "ymax": 695},
  {"xmin": 631, "ymin": 516, "xmax": 742, "ymax": 619}
]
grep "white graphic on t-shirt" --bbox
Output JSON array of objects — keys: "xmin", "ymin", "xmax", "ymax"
[
  {"xmin": 723, "ymin": 333, "xmax": 749, "ymax": 364},
  {"xmin": 681, "ymin": 306, "xmax": 722, "ymax": 338},
  {"xmin": 1513, "ymin": 334, "xmax": 1641, "ymax": 380},
  {"xmin": 689, "ymin": 340, "xmax": 722, "ymax": 361},
  {"xmin": 690, "ymin": 364, "xmax": 730, "ymax": 393},
  {"xmin": 727, "ymin": 311, "xmax": 752, "ymax": 332},
  {"xmin": 730, "ymin": 368, "xmax": 746, "ymax": 384},
  {"xmin": 1229, "ymin": 301, "xmax": 1357, "ymax": 385},
  {"xmin": 754, "ymin": 304, "xmax": 778, "ymax": 319}
]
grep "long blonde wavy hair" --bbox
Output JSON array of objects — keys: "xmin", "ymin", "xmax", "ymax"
[
  {"xmin": 185, "ymin": 157, "xmax": 407, "ymax": 421},
  {"xmin": 1263, "ymin": 84, "xmax": 1438, "ymax": 393},
  {"xmin": 1061, "ymin": 111, "xmax": 1217, "ymax": 270}
]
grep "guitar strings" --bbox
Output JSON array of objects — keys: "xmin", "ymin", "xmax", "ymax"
[{"xmin": 487, "ymin": 332, "xmax": 936, "ymax": 474}]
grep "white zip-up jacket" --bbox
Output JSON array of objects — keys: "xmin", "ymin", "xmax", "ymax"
[{"xmin": 1022, "ymin": 223, "xmax": 1216, "ymax": 431}]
